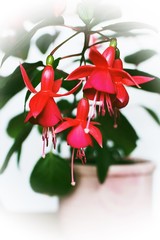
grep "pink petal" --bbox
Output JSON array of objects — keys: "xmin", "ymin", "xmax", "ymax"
[
  {"xmin": 55, "ymin": 119, "xmax": 79, "ymax": 134},
  {"xmin": 52, "ymin": 78, "xmax": 62, "ymax": 93},
  {"xmin": 29, "ymin": 92, "xmax": 50, "ymax": 118},
  {"xmin": 122, "ymin": 76, "xmax": 154, "ymax": 86},
  {"xmin": 109, "ymin": 68, "xmax": 140, "ymax": 88},
  {"xmin": 54, "ymin": 80, "xmax": 83, "ymax": 97},
  {"xmin": 89, "ymin": 69, "xmax": 115, "ymax": 94},
  {"xmin": 36, "ymin": 98, "xmax": 62, "ymax": 127},
  {"xmin": 89, "ymin": 48, "xmax": 108, "ymax": 68},
  {"xmin": 114, "ymin": 84, "xmax": 129, "ymax": 108},
  {"xmin": 66, "ymin": 66, "xmax": 95, "ymax": 80},
  {"xmin": 67, "ymin": 125, "xmax": 93, "ymax": 148},
  {"xmin": 20, "ymin": 64, "xmax": 37, "ymax": 93},
  {"xmin": 24, "ymin": 111, "xmax": 33, "ymax": 123},
  {"xmin": 102, "ymin": 46, "xmax": 116, "ymax": 67},
  {"xmin": 89, "ymin": 124, "xmax": 102, "ymax": 147}
]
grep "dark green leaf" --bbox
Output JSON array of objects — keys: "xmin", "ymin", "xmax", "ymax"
[
  {"xmin": 0, "ymin": 123, "xmax": 33, "ymax": 174},
  {"xmin": 36, "ymin": 32, "xmax": 59, "ymax": 54},
  {"xmin": 53, "ymin": 58, "xmax": 61, "ymax": 70},
  {"xmin": 124, "ymin": 49, "xmax": 157, "ymax": 65},
  {"xmin": 96, "ymin": 147, "xmax": 119, "ymax": 183},
  {"xmin": 30, "ymin": 152, "xmax": 73, "ymax": 196},
  {"xmin": 125, "ymin": 69, "xmax": 160, "ymax": 93},
  {"xmin": 54, "ymin": 69, "xmax": 68, "ymax": 80},
  {"xmin": 142, "ymin": 106, "xmax": 160, "ymax": 125},
  {"xmin": 1, "ymin": 16, "xmax": 64, "ymax": 65},
  {"xmin": 98, "ymin": 112, "xmax": 139, "ymax": 155},
  {"xmin": 102, "ymin": 21, "xmax": 157, "ymax": 33},
  {"xmin": 0, "ymin": 61, "xmax": 43, "ymax": 109},
  {"xmin": 6, "ymin": 113, "xmax": 25, "ymax": 138}
]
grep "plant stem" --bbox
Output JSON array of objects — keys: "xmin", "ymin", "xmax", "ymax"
[
  {"xmin": 61, "ymin": 52, "xmax": 82, "ymax": 60},
  {"xmin": 50, "ymin": 32, "xmax": 80, "ymax": 56},
  {"xmin": 80, "ymin": 28, "xmax": 90, "ymax": 65}
]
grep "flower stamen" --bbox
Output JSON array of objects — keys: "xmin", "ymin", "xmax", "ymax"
[{"xmin": 84, "ymin": 91, "xmax": 98, "ymax": 133}]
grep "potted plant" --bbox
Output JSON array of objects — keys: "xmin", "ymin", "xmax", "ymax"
[{"xmin": 0, "ymin": 1, "xmax": 159, "ymax": 227}]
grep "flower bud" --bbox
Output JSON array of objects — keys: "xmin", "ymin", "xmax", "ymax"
[
  {"xmin": 110, "ymin": 38, "xmax": 117, "ymax": 47},
  {"xmin": 46, "ymin": 55, "xmax": 54, "ymax": 66}
]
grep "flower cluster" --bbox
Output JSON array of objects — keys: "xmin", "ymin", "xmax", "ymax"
[{"xmin": 20, "ymin": 40, "xmax": 154, "ymax": 185}]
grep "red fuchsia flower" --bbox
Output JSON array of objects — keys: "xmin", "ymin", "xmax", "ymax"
[
  {"xmin": 20, "ymin": 55, "xmax": 82, "ymax": 157},
  {"xmin": 111, "ymin": 50, "xmax": 155, "ymax": 109},
  {"xmin": 55, "ymin": 98, "xmax": 102, "ymax": 186},
  {"xmin": 66, "ymin": 44, "xmax": 154, "ymax": 121}
]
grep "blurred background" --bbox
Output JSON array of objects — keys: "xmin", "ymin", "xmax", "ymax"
[{"xmin": 0, "ymin": 0, "xmax": 160, "ymax": 239}]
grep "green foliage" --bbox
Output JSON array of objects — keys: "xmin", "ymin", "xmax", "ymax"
[
  {"xmin": 0, "ymin": 123, "xmax": 33, "ymax": 174},
  {"xmin": 1, "ymin": 16, "xmax": 64, "ymax": 66},
  {"xmin": 98, "ymin": 112, "xmax": 139, "ymax": 156},
  {"xmin": 6, "ymin": 113, "xmax": 26, "ymax": 138},
  {"xmin": 125, "ymin": 69, "xmax": 160, "ymax": 94},
  {"xmin": 142, "ymin": 106, "xmax": 160, "ymax": 125},
  {"xmin": 124, "ymin": 49, "xmax": 157, "ymax": 65},
  {"xmin": 103, "ymin": 21, "xmax": 157, "ymax": 33},
  {"xmin": 30, "ymin": 152, "xmax": 73, "ymax": 196},
  {"xmin": 36, "ymin": 32, "xmax": 59, "ymax": 54},
  {"xmin": 0, "ymin": 61, "xmax": 43, "ymax": 109}
]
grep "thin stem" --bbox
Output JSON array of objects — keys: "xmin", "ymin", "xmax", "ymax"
[
  {"xmin": 88, "ymin": 40, "xmax": 110, "ymax": 48},
  {"xmin": 50, "ymin": 32, "xmax": 80, "ymax": 56},
  {"xmin": 80, "ymin": 30, "xmax": 90, "ymax": 66},
  {"xmin": 61, "ymin": 52, "xmax": 82, "ymax": 60}
]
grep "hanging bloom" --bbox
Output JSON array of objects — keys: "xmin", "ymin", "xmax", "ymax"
[
  {"xmin": 20, "ymin": 55, "xmax": 82, "ymax": 157},
  {"xmin": 111, "ymin": 52, "xmax": 155, "ymax": 109},
  {"xmin": 55, "ymin": 98, "xmax": 102, "ymax": 185},
  {"xmin": 67, "ymin": 45, "xmax": 154, "ymax": 118}
]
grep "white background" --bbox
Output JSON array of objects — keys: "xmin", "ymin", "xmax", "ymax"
[{"xmin": 0, "ymin": 0, "xmax": 160, "ymax": 239}]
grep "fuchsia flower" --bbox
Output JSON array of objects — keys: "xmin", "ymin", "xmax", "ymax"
[
  {"xmin": 20, "ymin": 56, "xmax": 82, "ymax": 157},
  {"xmin": 55, "ymin": 98, "xmax": 102, "ymax": 185},
  {"xmin": 67, "ymin": 46, "xmax": 154, "ymax": 119}
]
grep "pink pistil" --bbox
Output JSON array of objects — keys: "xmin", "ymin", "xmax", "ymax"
[
  {"xmin": 71, "ymin": 148, "xmax": 76, "ymax": 186},
  {"xmin": 42, "ymin": 127, "xmax": 57, "ymax": 158},
  {"xmin": 51, "ymin": 127, "xmax": 56, "ymax": 149},
  {"xmin": 106, "ymin": 94, "xmax": 114, "ymax": 116},
  {"xmin": 84, "ymin": 91, "xmax": 98, "ymax": 133},
  {"xmin": 76, "ymin": 148, "xmax": 86, "ymax": 164}
]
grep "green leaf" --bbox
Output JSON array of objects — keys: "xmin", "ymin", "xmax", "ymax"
[
  {"xmin": 91, "ymin": 4, "xmax": 121, "ymax": 27},
  {"xmin": 142, "ymin": 106, "xmax": 160, "ymax": 125},
  {"xmin": 96, "ymin": 147, "xmax": 120, "ymax": 183},
  {"xmin": 124, "ymin": 49, "xmax": 157, "ymax": 65},
  {"xmin": 6, "ymin": 113, "xmax": 25, "ymax": 138},
  {"xmin": 0, "ymin": 123, "xmax": 33, "ymax": 174},
  {"xmin": 0, "ymin": 28, "xmax": 30, "ymax": 60},
  {"xmin": 36, "ymin": 32, "xmax": 59, "ymax": 54},
  {"xmin": 125, "ymin": 69, "xmax": 160, "ymax": 94},
  {"xmin": 53, "ymin": 58, "xmax": 61, "ymax": 70},
  {"xmin": 1, "ymin": 16, "xmax": 64, "ymax": 65},
  {"xmin": 30, "ymin": 152, "xmax": 73, "ymax": 196},
  {"xmin": 0, "ymin": 61, "xmax": 43, "ymax": 109},
  {"xmin": 77, "ymin": 2, "xmax": 94, "ymax": 24},
  {"xmin": 102, "ymin": 21, "xmax": 157, "ymax": 33},
  {"xmin": 98, "ymin": 112, "xmax": 139, "ymax": 155}
]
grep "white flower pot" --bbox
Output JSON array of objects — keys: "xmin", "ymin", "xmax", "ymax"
[{"xmin": 58, "ymin": 159, "xmax": 156, "ymax": 240}]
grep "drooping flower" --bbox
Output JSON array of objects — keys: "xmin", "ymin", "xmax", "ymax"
[
  {"xmin": 111, "ymin": 51, "xmax": 155, "ymax": 109},
  {"xmin": 55, "ymin": 98, "xmax": 102, "ymax": 185},
  {"xmin": 67, "ymin": 45, "xmax": 154, "ymax": 119},
  {"xmin": 20, "ymin": 55, "xmax": 82, "ymax": 157}
]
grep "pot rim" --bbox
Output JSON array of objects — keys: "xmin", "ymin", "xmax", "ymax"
[{"xmin": 74, "ymin": 158, "xmax": 156, "ymax": 178}]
